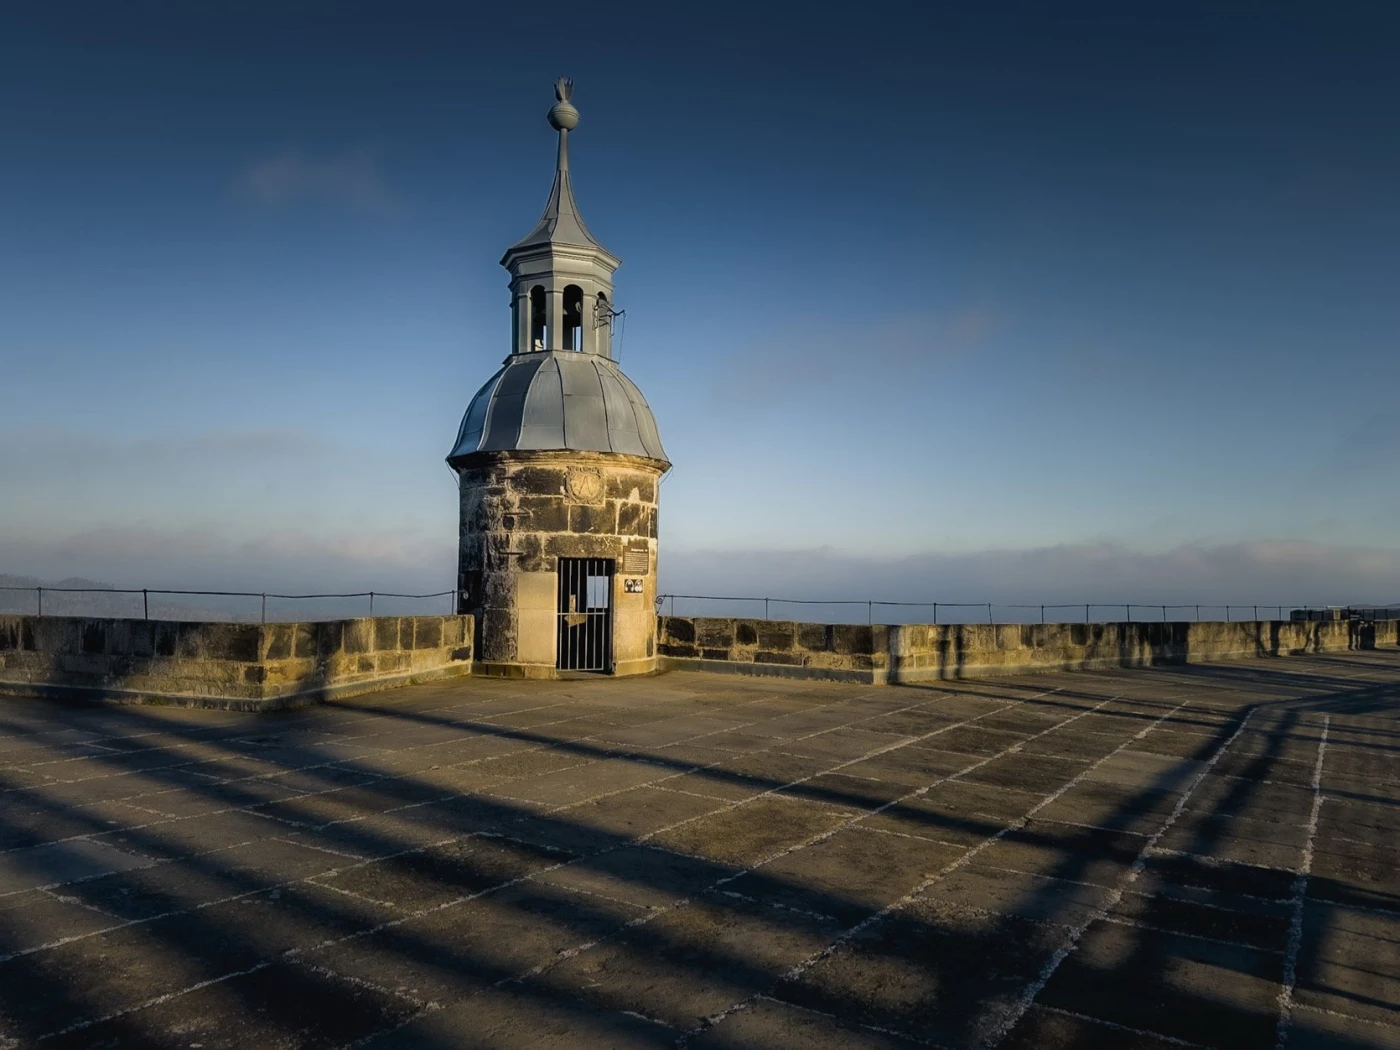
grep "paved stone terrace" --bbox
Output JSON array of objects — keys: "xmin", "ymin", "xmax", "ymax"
[{"xmin": 0, "ymin": 652, "xmax": 1397, "ymax": 1049}]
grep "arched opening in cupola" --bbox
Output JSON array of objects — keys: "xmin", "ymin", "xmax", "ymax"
[
  {"xmin": 529, "ymin": 286, "xmax": 546, "ymax": 349},
  {"xmin": 562, "ymin": 285, "xmax": 584, "ymax": 351}
]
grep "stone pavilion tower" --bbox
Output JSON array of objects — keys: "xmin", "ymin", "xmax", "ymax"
[{"xmin": 447, "ymin": 78, "xmax": 669, "ymax": 678}]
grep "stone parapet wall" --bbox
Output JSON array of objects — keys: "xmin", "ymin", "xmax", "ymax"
[
  {"xmin": 658, "ymin": 617, "xmax": 889, "ymax": 683},
  {"xmin": 0, "ymin": 615, "xmax": 473, "ymax": 710},
  {"xmin": 659, "ymin": 616, "xmax": 1399, "ymax": 684}
]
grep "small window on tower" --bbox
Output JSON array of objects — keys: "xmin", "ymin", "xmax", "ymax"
[
  {"xmin": 562, "ymin": 285, "xmax": 584, "ymax": 351},
  {"xmin": 529, "ymin": 286, "xmax": 546, "ymax": 349}
]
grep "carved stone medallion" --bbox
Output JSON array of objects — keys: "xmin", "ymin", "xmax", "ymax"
[{"xmin": 565, "ymin": 467, "xmax": 604, "ymax": 505}]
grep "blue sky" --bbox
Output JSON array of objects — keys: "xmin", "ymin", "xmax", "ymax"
[{"xmin": 2, "ymin": 1, "xmax": 1397, "ymax": 606}]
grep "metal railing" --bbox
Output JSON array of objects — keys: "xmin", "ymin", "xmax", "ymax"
[
  {"xmin": 0, "ymin": 586, "xmax": 455, "ymax": 623},
  {"xmin": 653, "ymin": 594, "xmax": 1369, "ymax": 626}
]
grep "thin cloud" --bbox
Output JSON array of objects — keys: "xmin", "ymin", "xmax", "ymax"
[
  {"xmin": 713, "ymin": 310, "xmax": 1002, "ymax": 402},
  {"xmin": 236, "ymin": 150, "xmax": 394, "ymax": 212},
  {"xmin": 0, "ymin": 426, "xmax": 332, "ymax": 481}
]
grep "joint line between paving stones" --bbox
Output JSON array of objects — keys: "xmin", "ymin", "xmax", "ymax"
[{"xmin": 1274, "ymin": 713, "xmax": 1329, "ymax": 1050}]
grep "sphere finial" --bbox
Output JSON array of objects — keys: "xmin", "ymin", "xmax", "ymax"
[{"xmin": 548, "ymin": 76, "xmax": 579, "ymax": 131}]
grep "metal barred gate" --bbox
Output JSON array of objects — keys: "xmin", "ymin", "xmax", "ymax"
[{"xmin": 556, "ymin": 558, "xmax": 613, "ymax": 672}]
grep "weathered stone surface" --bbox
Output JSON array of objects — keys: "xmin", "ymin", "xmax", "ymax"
[
  {"xmin": 452, "ymin": 451, "xmax": 664, "ymax": 678},
  {"xmin": 517, "ymin": 495, "xmax": 569, "ymax": 533},
  {"xmin": 0, "ymin": 614, "xmax": 474, "ymax": 708},
  {"xmin": 656, "ymin": 616, "xmax": 1400, "ymax": 684},
  {"xmin": 568, "ymin": 502, "xmax": 616, "ymax": 535}
]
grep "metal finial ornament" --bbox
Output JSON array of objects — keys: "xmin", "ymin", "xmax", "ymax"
[{"xmin": 548, "ymin": 77, "xmax": 580, "ymax": 131}]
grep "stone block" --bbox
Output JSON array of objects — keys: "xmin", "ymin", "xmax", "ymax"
[
  {"xmin": 515, "ymin": 534, "xmax": 547, "ymax": 572},
  {"xmin": 442, "ymin": 617, "xmax": 465, "ymax": 647},
  {"xmin": 212, "ymin": 624, "xmax": 261, "ymax": 663},
  {"xmin": 616, "ymin": 501, "xmax": 647, "ymax": 536},
  {"xmin": 59, "ymin": 652, "xmax": 109, "ymax": 677},
  {"xmin": 701, "ymin": 648, "xmax": 731, "ymax": 660},
  {"xmin": 659, "ymin": 643, "xmax": 697, "ymax": 658},
  {"xmin": 797, "ymin": 623, "xmax": 831, "ymax": 651},
  {"xmin": 735, "ymin": 622, "xmax": 758, "ymax": 646},
  {"xmin": 0, "ymin": 620, "xmax": 17, "ymax": 651},
  {"xmin": 244, "ymin": 665, "xmax": 267, "ymax": 684},
  {"xmin": 21, "ymin": 620, "xmax": 34, "ymax": 651},
  {"xmin": 450, "ymin": 645, "xmax": 472, "ymax": 662},
  {"xmin": 757, "ymin": 622, "xmax": 794, "ymax": 651},
  {"xmin": 32, "ymin": 618, "xmax": 78, "ymax": 655},
  {"xmin": 605, "ymin": 470, "xmax": 657, "ymax": 503},
  {"xmin": 832, "ymin": 625, "xmax": 874, "ymax": 656},
  {"xmin": 664, "ymin": 617, "xmax": 695, "ymax": 644},
  {"xmin": 755, "ymin": 650, "xmax": 804, "ymax": 666},
  {"xmin": 358, "ymin": 656, "xmax": 376, "ymax": 673},
  {"xmin": 154, "ymin": 622, "xmax": 179, "ymax": 657},
  {"xmin": 696, "ymin": 619, "xmax": 735, "ymax": 649},
  {"xmin": 515, "ymin": 572, "xmax": 557, "ymax": 613},
  {"xmin": 81, "ymin": 621, "xmax": 106, "ymax": 654},
  {"xmin": 377, "ymin": 651, "xmax": 411, "ymax": 673},
  {"xmin": 544, "ymin": 533, "xmax": 614, "ymax": 559},
  {"xmin": 265, "ymin": 624, "xmax": 293, "ymax": 661},
  {"xmin": 569, "ymin": 502, "xmax": 616, "ymax": 535},
  {"xmin": 292, "ymin": 624, "xmax": 317, "ymax": 659},
  {"xmin": 511, "ymin": 465, "xmax": 568, "ymax": 495},
  {"xmin": 344, "ymin": 619, "xmax": 372, "ymax": 655},
  {"xmin": 516, "ymin": 608, "xmax": 555, "ymax": 665},
  {"xmin": 316, "ymin": 622, "xmax": 344, "ymax": 660},
  {"xmin": 517, "ymin": 495, "xmax": 570, "ymax": 532},
  {"xmin": 413, "ymin": 617, "xmax": 442, "ymax": 650}
]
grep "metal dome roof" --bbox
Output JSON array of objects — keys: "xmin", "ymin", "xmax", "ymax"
[{"xmin": 448, "ymin": 351, "xmax": 667, "ymax": 465}]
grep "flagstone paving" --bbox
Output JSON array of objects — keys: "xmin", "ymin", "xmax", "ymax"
[{"xmin": 0, "ymin": 650, "xmax": 1397, "ymax": 1048}]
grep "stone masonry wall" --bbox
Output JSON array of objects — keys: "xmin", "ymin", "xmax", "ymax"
[
  {"xmin": 658, "ymin": 618, "xmax": 889, "ymax": 683},
  {"xmin": 457, "ymin": 449, "xmax": 663, "ymax": 676},
  {"xmin": 659, "ymin": 616, "xmax": 1400, "ymax": 684},
  {"xmin": 0, "ymin": 615, "xmax": 474, "ymax": 711}
]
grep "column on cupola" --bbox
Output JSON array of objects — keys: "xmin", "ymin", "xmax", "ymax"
[{"xmin": 545, "ymin": 286, "xmax": 565, "ymax": 351}]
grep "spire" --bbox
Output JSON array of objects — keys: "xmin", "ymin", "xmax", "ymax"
[{"xmin": 502, "ymin": 77, "xmax": 608, "ymax": 258}]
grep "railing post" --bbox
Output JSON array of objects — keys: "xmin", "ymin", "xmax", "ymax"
[
  {"xmin": 36, "ymin": 587, "xmax": 43, "ymax": 616},
  {"xmin": 1225, "ymin": 605, "xmax": 1231, "ymax": 622},
  {"xmin": 1125, "ymin": 604, "xmax": 1131, "ymax": 622},
  {"xmin": 369, "ymin": 591, "xmax": 375, "ymax": 617},
  {"xmin": 932, "ymin": 602, "xmax": 938, "ymax": 625},
  {"xmin": 261, "ymin": 593, "xmax": 267, "ymax": 624},
  {"xmin": 1253, "ymin": 605, "xmax": 1258, "ymax": 621},
  {"xmin": 1162, "ymin": 605, "xmax": 1167, "ymax": 621},
  {"xmin": 1195, "ymin": 604, "xmax": 1200, "ymax": 621},
  {"xmin": 987, "ymin": 602, "xmax": 993, "ymax": 624},
  {"xmin": 868, "ymin": 600, "xmax": 872, "ymax": 625},
  {"xmin": 1085, "ymin": 604, "xmax": 1089, "ymax": 623},
  {"xmin": 764, "ymin": 597, "xmax": 769, "ymax": 621},
  {"xmin": 143, "ymin": 589, "xmax": 149, "ymax": 620},
  {"xmin": 1041, "ymin": 605, "xmax": 1045, "ymax": 624}
]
